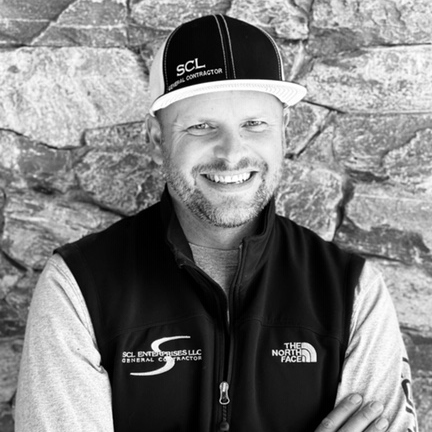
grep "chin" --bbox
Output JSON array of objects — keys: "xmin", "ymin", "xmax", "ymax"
[{"xmin": 190, "ymin": 198, "xmax": 267, "ymax": 228}]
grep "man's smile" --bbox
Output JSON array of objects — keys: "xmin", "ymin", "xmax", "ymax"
[{"xmin": 203, "ymin": 172, "xmax": 254, "ymax": 185}]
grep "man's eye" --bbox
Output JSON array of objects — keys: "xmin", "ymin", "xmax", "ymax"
[
  {"xmin": 244, "ymin": 120, "xmax": 267, "ymax": 130},
  {"xmin": 189, "ymin": 123, "xmax": 210, "ymax": 130},
  {"xmin": 187, "ymin": 123, "xmax": 213, "ymax": 135}
]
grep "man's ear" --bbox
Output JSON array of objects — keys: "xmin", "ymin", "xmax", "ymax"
[{"xmin": 145, "ymin": 113, "xmax": 164, "ymax": 166}]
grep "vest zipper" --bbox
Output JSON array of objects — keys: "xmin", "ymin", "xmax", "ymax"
[
  {"xmin": 180, "ymin": 243, "xmax": 245, "ymax": 432},
  {"xmin": 217, "ymin": 243, "xmax": 244, "ymax": 431}
]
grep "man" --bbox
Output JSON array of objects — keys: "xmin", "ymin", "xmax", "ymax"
[{"xmin": 16, "ymin": 15, "xmax": 417, "ymax": 432}]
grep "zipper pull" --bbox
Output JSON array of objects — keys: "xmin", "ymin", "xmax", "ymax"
[
  {"xmin": 219, "ymin": 382, "xmax": 230, "ymax": 430},
  {"xmin": 219, "ymin": 381, "xmax": 230, "ymax": 405}
]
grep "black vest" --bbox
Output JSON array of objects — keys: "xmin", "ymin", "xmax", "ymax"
[{"xmin": 57, "ymin": 190, "xmax": 364, "ymax": 432}]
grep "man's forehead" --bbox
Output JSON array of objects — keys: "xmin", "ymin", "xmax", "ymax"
[{"xmin": 159, "ymin": 90, "xmax": 284, "ymax": 121}]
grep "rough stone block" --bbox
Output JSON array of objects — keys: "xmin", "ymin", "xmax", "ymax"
[
  {"xmin": 337, "ymin": 219, "xmax": 432, "ymax": 271},
  {"xmin": 34, "ymin": 25, "xmax": 128, "ymax": 48},
  {"xmin": 285, "ymin": 102, "xmax": 330, "ymax": 157},
  {"xmin": 0, "ymin": 189, "xmax": 120, "ymax": 270},
  {"xmin": 275, "ymin": 160, "xmax": 343, "ymax": 241},
  {"xmin": 129, "ymin": 27, "xmax": 166, "ymax": 57},
  {"xmin": 307, "ymin": 113, "xmax": 432, "ymax": 183},
  {"xmin": 0, "ymin": 251, "xmax": 37, "ymax": 328},
  {"xmin": 0, "ymin": 131, "xmax": 75, "ymax": 193},
  {"xmin": 0, "ymin": 0, "xmax": 73, "ymax": 21},
  {"xmin": 0, "ymin": 21, "xmax": 47, "ymax": 47},
  {"xmin": 0, "ymin": 404, "xmax": 14, "ymax": 432},
  {"xmin": 0, "ymin": 47, "xmax": 149, "ymax": 148},
  {"xmin": 373, "ymin": 259, "xmax": 432, "ymax": 335},
  {"xmin": 299, "ymin": 46, "xmax": 432, "ymax": 113},
  {"xmin": 32, "ymin": 0, "xmax": 128, "ymax": 47},
  {"xmin": 310, "ymin": 0, "xmax": 432, "ymax": 55},
  {"xmin": 0, "ymin": 0, "xmax": 74, "ymax": 45},
  {"xmin": 0, "ymin": 338, "xmax": 22, "ymax": 403},
  {"xmin": 0, "ymin": 303, "xmax": 25, "ymax": 337},
  {"xmin": 5, "ymin": 273, "xmax": 38, "ymax": 325},
  {"xmin": 0, "ymin": 253, "xmax": 23, "ymax": 301},
  {"xmin": 75, "ymin": 123, "xmax": 164, "ymax": 215},
  {"xmin": 130, "ymin": 0, "xmax": 230, "ymax": 30},
  {"xmin": 403, "ymin": 333, "xmax": 432, "ymax": 431},
  {"xmin": 0, "ymin": 225, "xmax": 41, "ymax": 334},
  {"xmin": 279, "ymin": 42, "xmax": 308, "ymax": 82},
  {"xmin": 229, "ymin": 0, "xmax": 312, "ymax": 40},
  {"xmin": 404, "ymin": 333, "xmax": 432, "ymax": 374},
  {"xmin": 383, "ymin": 128, "xmax": 432, "ymax": 195},
  {"xmin": 412, "ymin": 376, "xmax": 432, "ymax": 432},
  {"xmin": 335, "ymin": 184, "xmax": 432, "ymax": 269}
]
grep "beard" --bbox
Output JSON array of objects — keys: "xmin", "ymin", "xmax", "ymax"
[{"xmin": 162, "ymin": 151, "xmax": 283, "ymax": 228}]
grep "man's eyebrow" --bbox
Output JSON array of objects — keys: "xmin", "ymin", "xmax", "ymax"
[
  {"xmin": 173, "ymin": 116, "xmax": 209, "ymax": 125},
  {"xmin": 174, "ymin": 113, "xmax": 218, "ymax": 123}
]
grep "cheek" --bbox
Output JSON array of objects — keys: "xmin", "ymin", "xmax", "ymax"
[
  {"xmin": 258, "ymin": 136, "xmax": 285, "ymax": 167},
  {"xmin": 174, "ymin": 141, "xmax": 211, "ymax": 167},
  {"xmin": 163, "ymin": 144, "xmax": 201, "ymax": 179}
]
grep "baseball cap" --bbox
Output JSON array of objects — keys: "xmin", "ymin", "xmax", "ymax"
[{"xmin": 149, "ymin": 14, "xmax": 307, "ymax": 115}]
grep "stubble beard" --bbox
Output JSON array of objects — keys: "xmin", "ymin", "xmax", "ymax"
[{"xmin": 162, "ymin": 150, "xmax": 283, "ymax": 229}]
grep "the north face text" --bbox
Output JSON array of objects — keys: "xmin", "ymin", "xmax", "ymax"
[{"xmin": 272, "ymin": 342, "xmax": 317, "ymax": 363}]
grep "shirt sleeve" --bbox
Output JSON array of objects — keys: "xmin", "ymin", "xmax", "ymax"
[
  {"xmin": 15, "ymin": 253, "xmax": 114, "ymax": 432},
  {"xmin": 335, "ymin": 260, "xmax": 418, "ymax": 431}
]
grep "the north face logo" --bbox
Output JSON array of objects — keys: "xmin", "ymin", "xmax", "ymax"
[{"xmin": 271, "ymin": 342, "xmax": 317, "ymax": 363}]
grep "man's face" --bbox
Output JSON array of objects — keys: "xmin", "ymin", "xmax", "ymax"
[{"xmin": 156, "ymin": 90, "xmax": 286, "ymax": 228}]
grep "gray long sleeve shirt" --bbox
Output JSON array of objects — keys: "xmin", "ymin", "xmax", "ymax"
[{"xmin": 15, "ymin": 254, "xmax": 418, "ymax": 431}]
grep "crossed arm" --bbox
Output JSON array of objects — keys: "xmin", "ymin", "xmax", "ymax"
[{"xmin": 316, "ymin": 394, "xmax": 389, "ymax": 432}]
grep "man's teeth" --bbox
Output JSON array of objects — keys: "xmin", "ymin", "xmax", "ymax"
[{"xmin": 206, "ymin": 172, "xmax": 252, "ymax": 184}]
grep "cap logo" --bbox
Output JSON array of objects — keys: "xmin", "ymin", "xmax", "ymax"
[{"xmin": 176, "ymin": 58, "xmax": 206, "ymax": 76}]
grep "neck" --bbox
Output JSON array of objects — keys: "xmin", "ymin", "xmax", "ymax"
[{"xmin": 170, "ymin": 198, "xmax": 260, "ymax": 250}]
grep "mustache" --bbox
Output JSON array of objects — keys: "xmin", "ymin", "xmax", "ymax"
[{"xmin": 191, "ymin": 158, "xmax": 268, "ymax": 175}]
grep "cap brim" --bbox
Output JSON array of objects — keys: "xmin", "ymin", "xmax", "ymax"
[{"xmin": 149, "ymin": 79, "xmax": 307, "ymax": 115}]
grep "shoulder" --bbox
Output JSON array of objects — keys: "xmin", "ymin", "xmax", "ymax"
[
  {"xmin": 29, "ymin": 253, "xmax": 96, "ymax": 338},
  {"xmin": 37, "ymin": 253, "xmax": 83, "ymax": 301},
  {"xmin": 274, "ymin": 213, "xmax": 343, "ymax": 251},
  {"xmin": 354, "ymin": 261, "xmax": 390, "ymax": 310},
  {"xmin": 356, "ymin": 260, "xmax": 384, "ymax": 295},
  {"xmin": 349, "ymin": 260, "xmax": 402, "ymax": 349},
  {"xmin": 58, "ymin": 201, "xmax": 161, "ymax": 259},
  {"xmin": 54, "ymin": 201, "xmax": 163, "ymax": 298},
  {"xmin": 274, "ymin": 213, "xmax": 365, "ymax": 271}
]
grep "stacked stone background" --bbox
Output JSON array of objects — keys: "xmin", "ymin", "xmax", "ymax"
[{"xmin": 0, "ymin": 0, "xmax": 431, "ymax": 429}]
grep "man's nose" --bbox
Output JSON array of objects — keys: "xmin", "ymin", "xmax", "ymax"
[{"xmin": 213, "ymin": 129, "xmax": 245, "ymax": 162}]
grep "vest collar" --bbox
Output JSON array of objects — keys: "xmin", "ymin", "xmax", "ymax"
[{"xmin": 160, "ymin": 186, "xmax": 276, "ymax": 282}]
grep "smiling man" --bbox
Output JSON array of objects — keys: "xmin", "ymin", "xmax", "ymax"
[
  {"xmin": 150, "ymin": 90, "xmax": 285, "ymax": 247},
  {"xmin": 16, "ymin": 14, "xmax": 417, "ymax": 432}
]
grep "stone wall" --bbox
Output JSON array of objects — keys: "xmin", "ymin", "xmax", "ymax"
[{"xmin": 0, "ymin": 0, "xmax": 431, "ymax": 430}]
